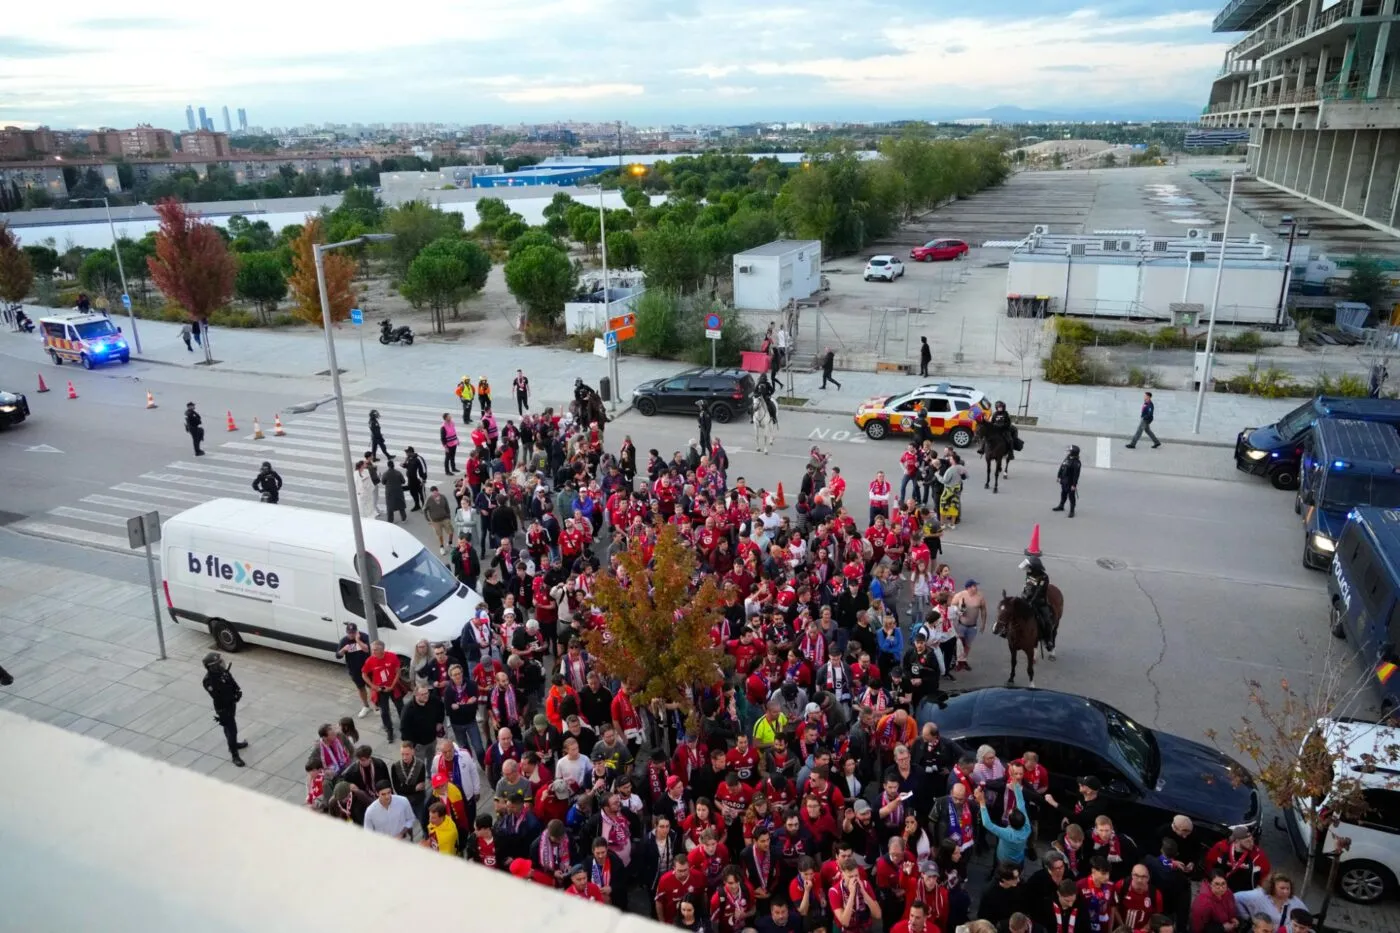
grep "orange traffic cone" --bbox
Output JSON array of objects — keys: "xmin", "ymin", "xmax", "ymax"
[
  {"xmin": 145, "ymin": 390, "xmax": 157, "ymax": 409},
  {"xmin": 1025, "ymin": 524, "xmax": 1042, "ymax": 558},
  {"xmin": 226, "ymin": 410, "xmax": 238, "ymax": 432},
  {"xmin": 66, "ymin": 380, "xmax": 78, "ymax": 400},
  {"xmin": 252, "ymin": 417, "xmax": 264, "ymax": 440},
  {"xmin": 273, "ymin": 413, "xmax": 285, "ymax": 436},
  {"xmin": 774, "ymin": 482, "xmax": 788, "ymax": 509},
  {"xmin": 37, "ymin": 373, "xmax": 50, "ymax": 393}
]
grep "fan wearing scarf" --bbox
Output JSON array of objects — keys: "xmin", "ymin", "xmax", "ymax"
[
  {"xmin": 936, "ymin": 783, "xmax": 976, "ymax": 855},
  {"xmin": 531, "ymin": 819, "xmax": 574, "ymax": 887}
]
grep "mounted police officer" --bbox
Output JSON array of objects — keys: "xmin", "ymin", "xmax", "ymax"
[
  {"xmin": 977, "ymin": 400, "xmax": 1017, "ymax": 455},
  {"xmin": 202, "ymin": 652, "xmax": 248, "ymax": 767},
  {"xmin": 1018, "ymin": 537, "xmax": 1054, "ymax": 647},
  {"xmin": 754, "ymin": 371, "xmax": 779, "ymax": 426}
]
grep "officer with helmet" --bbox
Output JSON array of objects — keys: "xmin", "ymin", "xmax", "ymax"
[
  {"xmin": 252, "ymin": 461, "xmax": 283, "ymax": 504},
  {"xmin": 202, "ymin": 652, "xmax": 248, "ymax": 767},
  {"xmin": 1052, "ymin": 444, "xmax": 1081, "ymax": 518}
]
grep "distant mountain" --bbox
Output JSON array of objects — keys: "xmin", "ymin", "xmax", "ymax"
[{"xmin": 953, "ymin": 104, "xmax": 1201, "ymax": 124}]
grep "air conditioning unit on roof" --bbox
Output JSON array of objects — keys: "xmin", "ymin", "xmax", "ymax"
[
  {"xmin": 1186, "ymin": 228, "xmax": 1205, "ymax": 240},
  {"xmin": 1032, "ymin": 224, "xmax": 1050, "ymax": 236}
]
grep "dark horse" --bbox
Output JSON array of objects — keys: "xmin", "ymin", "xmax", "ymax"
[
  {"xmin": 977, "ymin": 422, "xmax": 1013, "ymax": 493},
  {"xmin": 994, "ymin": 586, "xmax": 1065, "ymax": 687}
]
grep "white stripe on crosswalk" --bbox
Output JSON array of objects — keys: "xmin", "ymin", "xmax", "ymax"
[
  {"xmin": 83, "ymin": 494, "xmax": 168, "ymax": 513},
  {"xmin": 204, "ymin": 451, "xmax": 347, "ymax": 473},
  {"xmin": 142, "ymin": 472, "xmax": 347, "ymax": 508},
  {"xmin": 224, "ymin": 441, "xmax": 345, "ymax": 463},
  {"xmin": 11, "ymin": 521, "xmax": 132, "ymax": 552},
  {"xmin": 50, "ymin": 506, "xmax": 131, "ymax": 528},
  {"xmin": 112, "ymin": 483, "xmax": 215, "ymax": 504},
  {"xmin": 166, "ymin": 461, "xmax": 349, "ymax": 491}
]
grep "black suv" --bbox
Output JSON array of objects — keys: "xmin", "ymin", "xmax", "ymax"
[{"xmin": 632, "ymin": 367, "xmax": 756, "ymax": 423}]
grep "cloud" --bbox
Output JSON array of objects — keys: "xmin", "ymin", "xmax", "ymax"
[
  {"xmin": 497, "ymin": 83, "xmax": 644, "ymax": 104},
  {"xmin": 74, "ymin": 17, "xmax": 182, "ymax": 30},
  {"xmin": 0, "ymin": 38, "xmax": 85, "ymax": 58},
  {"xmin": 1041, "ymin": 64, "xmax": 1095, "ymax": 73}
]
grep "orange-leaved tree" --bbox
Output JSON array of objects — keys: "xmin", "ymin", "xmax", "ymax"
[
  {"xmin": 581, "ymin": 523, "xmax": 727, "ymax": 729},
  {"xmin": 146, "ymin": 198, "xmax": 235, "ymax": 363},
  {"xmin": 287, "ymin": 216, "xmax": 356, "ymax": 327},
  {"xmin": 0, "ymin": 222, "xmax": 34, "ymax": 305}
]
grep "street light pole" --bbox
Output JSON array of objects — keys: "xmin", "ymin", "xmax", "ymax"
[
  {"xmin": 1192, "ymin": 172, "xmax": 1238, "ymax": 435},
  {"xmin": 72, "ymin": 196, "xmax": 141, "ymax": 353},
  {"xmin": 594, "ymin": 185, "xmax": 618, "ymax": 412},
  {"xmin": 315, "ymin": 234, "xmax": 393, "ymax": 641}
]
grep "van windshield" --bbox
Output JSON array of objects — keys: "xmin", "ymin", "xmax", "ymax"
[
  {"xmin": 380, "ymin": 548, "xmax": 458, "ymax": 620},
  {"xmin": 1321, "ymin": 474, "xmax": 1400, "ymax": 512},
  {"xmin": 1275, "ymin": 400, "xmax": 1319, "ymax": 441},
  {"xmin": 75, "ymin": 319, "xmax": 119, "ymax": 340}
]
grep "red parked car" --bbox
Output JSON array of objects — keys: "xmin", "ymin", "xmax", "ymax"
[{"xmin": 910, "ymin": 238, "xmax": 969, "ymax": 262}]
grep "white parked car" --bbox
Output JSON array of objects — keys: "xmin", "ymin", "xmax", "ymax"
[
  {"xmin": 1285, "ymin": 717, "xmax": 1400, "ymax": 904},
  {"xmin": 864, "ymin": 255, "xmax": 904, "ymax": 282}
]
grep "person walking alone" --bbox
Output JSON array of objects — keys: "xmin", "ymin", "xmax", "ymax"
[
  {"xmin": 919, "ymin": 336, "xmax": 932, "ymax": 378},
  {"xmin": 184, "ymin": 402, "xmax": 205, "ymax": 457},
  {"xmin": 368, "ymin": 410, "xmax": 390, "ymax": 461},
  {"xmin": 382, "ymin": 458, "xmax": 407, "ymax": 524},
  {"xmin": 1052, "ymin": 445, "xmax": 1081, "ymax": 517},
  {"xmin": 1125, "ymin": 391, "xmax": 1160, "ymax": 449},
  {"xmin": 180, "ymin": 322, "xmax": 194, "ymax": 352},
  {"xmin": 821, "ymin": 347, "xmax": 842, "ymax": 390},
  {"xmin": 441, "ymin": 413, "xmax": 460, "ymax": 475},
  {"xmin": 403, "ymin": 446, "xmax": 427, "ymax": 511},
  {"xmin": 202, "ymin": 652, "xmax": 248, "ymax": 767},
  {"xmin": 513, "ymin": 369, "xmax": 531, "ymax": 415}
]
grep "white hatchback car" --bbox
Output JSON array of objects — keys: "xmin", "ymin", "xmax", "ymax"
[
  {"xmin": 1286, "ymin": 717, "xmax": 1400, "ymax": 904},
  {"xmin": 864, "ymin": 255, "xmax": 904, "ymax": 282}
]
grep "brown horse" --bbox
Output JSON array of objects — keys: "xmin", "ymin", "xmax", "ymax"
[
  {"xmin": 978, "ymin": 423, "xmax": 1013, "ymax": 493},
  {"xmin": 994, "ymin": 585, "xmax": 1065, "ymax": 687}
]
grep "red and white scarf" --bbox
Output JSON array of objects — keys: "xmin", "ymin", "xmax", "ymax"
[
  {"xmin": 1093, "ymin": 832, "xmax": 1122, "ymax": 863},
  {"xmin": 1060, "ymin": 837, "xmax": 1081, "ymax": 876},
  {"xmin": 881, "ymin": 792, "xmax": 904, "ymax": 828},
  {"xmin": 601, "ymin": 809, "xmax": 631, "ymax": 861},
  {"xmin": 539, "ymin": 833, "xmax": 570, "ymax": 871},
  {"xmin": 1052, "ymin": 903, "xmax": 1080, "ymax": 933},
  {"xmin": 947, "ymin": 797, "xmax": 974, "ymax": 851},
  {"xmin": 491, "ymin": 684, "xmax": 518, "ymax": 723},
  {"xmin": 319, "ymin": 739, "xmax": 349, "ymax": 773}
]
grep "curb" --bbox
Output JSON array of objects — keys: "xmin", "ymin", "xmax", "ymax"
[
  {"xmin": 131, "ymin": 354, "xmax": 328, "ymax": 380},
  {"xmin": 780, "ymin": 404, "xmax": 1235, "ymax": 450}
]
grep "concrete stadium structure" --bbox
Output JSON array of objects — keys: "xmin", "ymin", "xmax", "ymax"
[{"xmin": 1202, "ymin": 0, "xmax": 1400, "ymax": 236}]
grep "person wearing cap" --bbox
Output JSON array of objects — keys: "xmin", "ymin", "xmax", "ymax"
[
  {"xmin": 898, "ymin": 859, "xmax": 948, "ymax": 929},
  {"xmin": 1203, "ymin": 827, "xmax": 1271, "ymax": 894},
  {"xmin": 327, "ymin": 779, "xmax": 373, "ymax": 825},
  {"xmin": 1282, "ymin": 907, "xmax": 1314, "ymax": 933},
  {"xmin": 335, "ymin": 622, "xmax": 374, "ymax": 718},
  {"xmin": 565, "ymin": 862, "xmax": 607, "ymax": 902},
  {"xmin": 1065, "ymin": 776, "xmax": 1112, "ymax": 835}
]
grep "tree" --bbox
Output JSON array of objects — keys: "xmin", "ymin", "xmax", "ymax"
[
  {"xmin": 400, "ymin": 237, "xmax": 492, "ymax": 333},
  {"xmin": 696, "ymin": 225, "xmax": 736, "ymax": 292},
  {"xmin": 226, "ymin": 215, "xmax": 275, "ymax": 253},
  {"xmin": 606, "ymin": 230, "xmax": 640, "ymax": 270},
  {"xmin": 117, "ymin": 237, "xmax": 154, "ymax": 305},
  {"xmin": 1099, "ymin": 152, "xmax": 1118, "ymax": 168},
  {"xmin": 235, "ymin": 251, "xmax": 289, "ymax": 322},
  {"xmin": 286, "ymin": 216, "xmax": 357, "ymax": 328},
  {"xmin": 621, "ymin": 186, "xmax": 650, "ymax": 211},
  {"xmin": 495, "ymin": 217, "xmax": 529, "ymax": 245},
  {"xmin": 639, "ymin": 225, "xmax": 705, "ymax": 294},
  {"xmin": 504, "ymin": 245, "xmax": 577, "ymax": 329},
  {"xmin": 21, "ymin": 243, "xmax": 59, "ymax": 279},
  {"xmin": 567, "ymin": 205, "xmax": 602, "ymax": 257},
  {"xmin": 542, "ymin": 191, "xmax": 575, "ymax": 221},
  {"xmin": 1346, "ymin": 254, "xmax": 1390, "ymax": 316},
  {"xmin": 1000, "ymin": 319, "xmax": 1045, "ymax": 383},
  {"xmin": 1205, "ymin": 635, "xmax": 1400, "ymax": 897},
  {"xmin": 335, "ymin": 185, "xmax": 384, "ymax": 229},
  {"xmin": 580, "ymin": 523, "xmax": 726, "ymax": 731},
  {"xmin": 78, "ymin": 249, "xmax": 121, "ymax": 301},
  {"xmin": 509, "ymin": 229, "xmax": 564, "ymax": 260},
  {"xmin": 0, "ymin": 223, "xmax": 34, "ymax": 304},
  {"xmin": 146, "ymin": 198, "xmax": 236, "ymax": 363},
  {"xmin": 384, "ymin": 201, "xmax": 465, "ymax": 276}
]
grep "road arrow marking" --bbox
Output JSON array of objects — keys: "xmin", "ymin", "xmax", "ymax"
[{"xmin": 26, "ymin": 444, "xmax": 63, "ymax": 454}]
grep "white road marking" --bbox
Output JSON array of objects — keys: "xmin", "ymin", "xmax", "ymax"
[
  {"xmin": 1096, "ymin": 436, "xmax": 1111, "ymax": 470},
  {"xmin": 9, "ymin": 521, "xmax": 131, "ymax": 551},
  {"xmin": 49, "ymin": 506, "xmax": 131, "ymax": 528}
]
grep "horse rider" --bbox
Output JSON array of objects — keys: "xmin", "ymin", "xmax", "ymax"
[
  {"xmin": 754, "ymin": 372, "xmax": 779, "ymax": 426},
  {"xmin": 979, "ymin": 400, "xmax": 1017, "ymax": 454},
  {"xmin": 1019, "ymin": 553, "xmax": 1054, "ymax": 645}
]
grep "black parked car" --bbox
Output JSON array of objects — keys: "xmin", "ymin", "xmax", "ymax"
[
  {"xmin": 0, "ymin": 389, "xmax": 30, "ymax": 428},
  {"xmin": 632, "ymin": 367, "xmax": 756, "ymax": 423},
  {"xmin": 918, "ymin": 687, "xmax": 1260, "ymax": 847}
]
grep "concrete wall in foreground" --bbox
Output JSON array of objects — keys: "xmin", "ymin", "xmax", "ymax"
[{"xmin": 0, "ymin": 711, "xmax": 661, "ymax": 933}]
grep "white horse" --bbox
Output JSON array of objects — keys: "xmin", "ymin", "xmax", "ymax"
[{"xmin": 752, "ymin": 401, "xmax": 778, "ymax": 454}]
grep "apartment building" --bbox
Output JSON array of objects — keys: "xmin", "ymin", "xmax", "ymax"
[
  {"xmin": 1202, "ymin": 0, "xmax": 1400, "ymax": 235},
  {"xmin": 178, "ymin": 130, "xmax": 231, "ymax": 159}
]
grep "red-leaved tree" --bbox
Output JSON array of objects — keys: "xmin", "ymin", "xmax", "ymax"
[{"xmin": 146, "ymin": 198, "xmax": 235, "ymax": 363}]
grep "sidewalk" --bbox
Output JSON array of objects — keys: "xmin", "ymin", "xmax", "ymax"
[{"xmin": 10, "ymin": 303, "xmax": 1295, "ymax": 446}]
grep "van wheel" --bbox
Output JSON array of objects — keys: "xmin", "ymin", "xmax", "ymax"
[
  {"xmin": 1269, "ymin": 466, "xmax": 1298, "ymax": 490},
  {"xmin": 1331, "ymin": 603, "xmax": 1346, "ymax": 639},
  {"xmin": 80, "ymin": 354, "xmax": 93, "ymax": 370},
  {"xmin": 1338, "ymin": 860, "xmax": 1395, "ymax": 904},
  {"xmin": 49, "ymin": 350, "xmax": 62, "ymax": 365},
  {"xmin": 1294, "ymin": 492, "xmax": 1302, "ymax": 515},
  {"xmin": 865, "ymin": 421, "xmax": 888, "ymax": 440},
  {"xmin": 210, "ymin": 620, "xmax": 244, "ymax": 652}
]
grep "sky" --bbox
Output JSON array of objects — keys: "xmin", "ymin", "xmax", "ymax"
[{"xmin": 1, "ymin": 1, "xmax": 1231, "ymax": 129}]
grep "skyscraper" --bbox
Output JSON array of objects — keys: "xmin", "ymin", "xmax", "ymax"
[
  {"xmin": 237, "ymin": 108, "xmax": 247, "ymax": 133},
  {"xmin": 186, "ymin": 105, "xmax": 196, "ymax": 131},
  {"xmin": 221, "ymin": 106, "xmax": 232, "ymax": 134},
  {"xmin": 198, "ymin": 106, "xmax": 208, "ymax": 132}
]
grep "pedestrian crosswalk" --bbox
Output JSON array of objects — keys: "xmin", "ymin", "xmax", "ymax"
[{"xmin": 12, "ymin": 398, "xmax": 467, "ymax": 555}]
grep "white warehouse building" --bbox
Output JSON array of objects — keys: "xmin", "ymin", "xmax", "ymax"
[
  {"xmin": 732, "ymin": 239, "xmax": 823, "ymax": 312},
  {"xmin": 1004, "ymin": 227, "xmax": 1288, "ymax": 324}
]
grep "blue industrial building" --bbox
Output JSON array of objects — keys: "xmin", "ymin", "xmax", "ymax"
[{"xmin": 471, "ymin": 166, "xmax": 608, "ymax": 188}]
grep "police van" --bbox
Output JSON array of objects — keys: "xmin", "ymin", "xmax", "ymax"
[
  {"xmin": 1298, "ymin": 419, "xmax": 1400, "ymax": 569},
  {"xmin": 39, "ymin": 311, "xmax": 130, "ymax": 368},
  {"xmin": 1235, "ymin": 396, "xmax": 1400, "ymax": 491},
  {"xmin": 1327, "ymin": 507, "xmax": 1400, "ymax": 713}
]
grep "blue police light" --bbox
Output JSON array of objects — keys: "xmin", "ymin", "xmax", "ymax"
[
  {"xmin": 1333, "ymin": 460, "xmax": 1349, "ymax": 469},
  {"xmin": 1270, "ymin": 451, "xmax": 1280, "ymax": 458}
]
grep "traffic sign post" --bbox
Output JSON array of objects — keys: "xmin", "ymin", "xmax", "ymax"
[
  {"xmin": 350, "ymin": 308, "xmax": 367, "ymax": 376},
  {"xmin": 126, "ymin": 510, "xmax": 167, "ymax": 661},
  {"xmin": 120, "ymin": 293, "xmax": 131, "ymax": 310},
  {"xmin": 603, "ymin": 330, "xmax": 619, "ymax": 351},
  {"xmin": 349, "ymin": 308, "xmax": 363, "ymax": 326},
  {"xmin": 704, "ymin": 312, "xmax": 723, "ymax": 367}
]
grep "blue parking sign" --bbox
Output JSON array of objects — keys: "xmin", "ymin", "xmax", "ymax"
[{"xmin": 350, "ymin": 308, "xmax": 363, "ymax": 326}]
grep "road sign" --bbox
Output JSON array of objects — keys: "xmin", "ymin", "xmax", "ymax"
[
  {"xmin": 603, "ymin": 330, "xmax": 619, "ymax": 350},
  {"xmin": 350, "ymin": 308, "xmax": 363, "ymax": 326},
  {"xmin": 126, "ymin": 510, "xmax": 161, "ymax": 549},
  {"xmin": 355, "ymin": 551, "xmax": 383, "ymax": 585},
  {"xmin": 705, "ymin": 329, "xmax": 722, "ymax": 340},
  {"xmin": 120, "ymin": 293, "xmax": 131, "ymax": 310},
  {"xmin": 704, "ymin": 312, "xmax": 723, "ymax": 330},
  {"xmin": 607, "ymin": 312, "xmax": 636, "ymax": 342}
]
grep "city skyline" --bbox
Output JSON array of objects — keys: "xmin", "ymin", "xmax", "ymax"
[{"xmin": 1, "ymin": 1, "xmax": 1227, "ymax": 129}]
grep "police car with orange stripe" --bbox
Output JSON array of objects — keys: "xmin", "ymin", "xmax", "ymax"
[{"xmin": 39, "ymin": 312, "xmax": 130, "ymax": 369}]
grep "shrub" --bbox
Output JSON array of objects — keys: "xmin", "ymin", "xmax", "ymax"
[
  {"xmin": 680, "ymin": 311, "xmax": 754, "ymax": 367},
  {"xmin": 1053, "ymin": 317, "xmax": 1095, "ymax": 346},
  {"xmin": 209, "ymin": 308, "xmax": 260, "ymax": 328},
  {"xmin": 1125, "ymin": 366, "xmax": 1162, "ymax": 388},
  {"xmin": 1043, "ymin": 343, "xmax": 1084, "ymax": 383},
  {"xmin": 1217, "ymin": 329, "xmax": 1264, "ymax": 353},
  {"xmin": 566, "ymin": 327, "xmax": 603, "ymax": 353},
  {"xmin": 632, "ymin": 289, "xmax": 686, "ymax": 359}
]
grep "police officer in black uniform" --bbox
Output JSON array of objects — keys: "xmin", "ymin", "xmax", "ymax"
[
  {"xmin": 1052, "ymin": 445, "xmax": 1081, "ymax": 518},
  {"xmin": 696, "ymin": 400, "xmax": 713, "ymax": 452},
  {"xmin": 202, "ymin": 652, "xmax": 248, "ymax": 767},
  {"xmin": 252, "ymin": 461, "xmax": 283, "ymax": 503},
  {"xmin": 1019, "ymin": 554, "xmax": 1054, "ymax": 645},
  {"xmin": 184, "ymin": 402, "xmax": 205, "ymax": 457},
  {"xmin": 754, "ymin": 372, "xmax": 778, "ymax": 426}
]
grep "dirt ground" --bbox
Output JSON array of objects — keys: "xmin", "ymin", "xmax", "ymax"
[{"xmin": 351, "ymin": 265, "xmax": 525, "ymax": 345}]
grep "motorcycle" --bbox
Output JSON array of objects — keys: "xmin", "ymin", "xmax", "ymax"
[
  {"xmin": 14, "ymin": 311, "xmax": 34, "ymax": 333},
  {"xmin": 379, "ymin": 319, "xmax": 414, "ymax": 346}
]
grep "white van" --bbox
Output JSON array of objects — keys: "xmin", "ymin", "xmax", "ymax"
[{"xmin": 160, "ymin": 499, "xmax": 483, "ymax": 663}]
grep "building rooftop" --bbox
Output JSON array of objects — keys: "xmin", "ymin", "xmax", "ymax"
[
  {"xmin": 488, "ymin": 166, "xmax": 605, "ymax": 180},
  {"xmin": 1213, "ymin": 0, "xmax": 1286, "ymax": 32},
  {"xmin": 1012, "ymin": 229, "xmax": 1279, "ymax": 262},
  {"xmin": 735, "ymin": 238, "xmax": 822, "ymax": 257}
]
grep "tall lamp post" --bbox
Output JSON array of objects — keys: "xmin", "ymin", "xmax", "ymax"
[
  {"xmin": 588, "ymin": 184, "xmax": 618, "ymax": 412},
  {"xmin": 1192, "ymin": 172, "xmax": 1238, "ymax": 435},
  {"xmin": 69, "ymin": 196, "xmax": 141, "ymax": 353},
  {"xmin": 316, "ymin": 232, "xmax": 394, "ymax": 640}
]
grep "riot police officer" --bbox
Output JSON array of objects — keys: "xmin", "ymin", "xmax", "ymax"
[
  {"xmin": 252, "ymin": 461, "xmax": 283, "ymax": 504},
  {"xmin": 696, "ymin": 400, "xmax": 713, "ymax": 452},
  {"xmin": 1019, "ymin": 554, "xmax": 1054, "ymax": 646},
  {"xmin": 202, "ymin": 652, "xmax": 248, "ymax": 767},
  {"xmin": 754, "ymin": 372, "xmax": 778, "ymax": 426},
  {"xmin": 1053, "ymin": 445, "xmax": 1081, "ymax": 518}
]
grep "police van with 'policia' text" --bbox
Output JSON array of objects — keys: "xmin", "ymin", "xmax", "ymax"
[{"xmin": 1327, "ymin": 507, "xmax": 1400, "ymax": 714}]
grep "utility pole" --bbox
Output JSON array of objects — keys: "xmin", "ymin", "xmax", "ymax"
[{"xmin": 1274, "ymin": 218, "xmax": 1299, "ymax": 328}]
